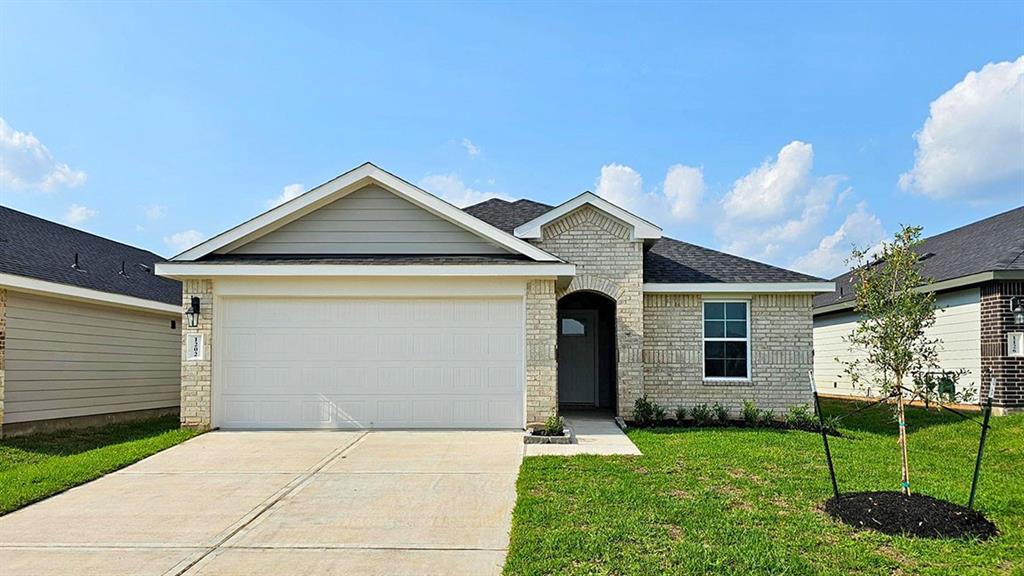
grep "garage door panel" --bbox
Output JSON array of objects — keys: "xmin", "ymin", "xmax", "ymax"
[{"xmin": 217, "ymin": 297, "xmax": 523, "ymax": 429}]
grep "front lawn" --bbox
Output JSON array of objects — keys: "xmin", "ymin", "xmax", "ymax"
[
  {"xmin": 505, "ymin": 400, "xmax": 1024, "ymax": 575},
  {"xmin": 0, "ymin": 416, "xmax": 200, "ymax": 515}
]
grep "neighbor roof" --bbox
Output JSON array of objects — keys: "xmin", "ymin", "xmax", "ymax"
[
  {"xmin": 464, "ymin": 198, "xmax": 825, "ymax": 284},
  {"xmin": 814, "ymin": 206, "xmax": 1024, "ymax": 310},
  {"xmin": 0, "ymin": 206, "xmax": 181, "ymax": 305}
]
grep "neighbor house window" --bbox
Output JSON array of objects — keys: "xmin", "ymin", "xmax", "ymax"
[{"xmin": 703, "ymin": 301, "xmax": 749, "ymax": 379}]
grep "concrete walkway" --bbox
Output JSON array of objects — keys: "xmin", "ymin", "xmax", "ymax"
[
  {"xmin": 524, "ymin": 411, "xmax": 642, "ymax": 456},
  {"xmin": 0, "ymin": 430, "xmax": 523, "ymax": 576}
]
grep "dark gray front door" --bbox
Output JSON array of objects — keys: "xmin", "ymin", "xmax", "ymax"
[{"xmin": 558, "ymin": 309, "xmax": 599, "ymax": 406}]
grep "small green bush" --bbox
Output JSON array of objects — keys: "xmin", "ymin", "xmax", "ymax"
[
  {"xmin": 785, "ymin": 404, "xmax": 816, "ymax": 431},
  {"xmin": 759, "ymin": 409, "xmax": 776, "ymax": 426},
  {"xmin": 652, "ymin": 402, "xmax": 667, "ymax": 425},
  {"xmin": 691, "ymin": 403, "xmax": 713, "ymax": 425},
  {"xmin": 674, "ymin": 406, "xmax": 688, "ymax": 422},
  {"xmin": 543, "ymin": 413, "xmax": 565, "ymax": 436},
  {"xmin": 712, "ymin": 402, "xmax": 729, "ymax": 424},
  {"xmin": 633, "ymin": 395, "xmax": 655, "ymax": 426},
  {"xmin": 741, "ymin": 400, "xmax": 760, "ymax": 425}
]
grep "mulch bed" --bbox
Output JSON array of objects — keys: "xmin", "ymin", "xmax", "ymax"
[{"xmin": 825, "ymin": 491, "xmax": 998, "ymax": 540}]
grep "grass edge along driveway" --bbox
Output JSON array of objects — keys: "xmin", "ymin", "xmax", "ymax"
[
  {"xmin": 504, "ymin": 400, "xmax": 1024, "ymax": 576},
  {"xmin": 0, "ymin": 416, "xmax": 200, "ymax": 515}
]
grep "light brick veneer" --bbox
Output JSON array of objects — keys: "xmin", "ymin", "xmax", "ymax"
[
  {"xmin": 525, "ymin": 279, "xmax": 558, "ymax": 424},
  {"xmin": 644, "ymin": 293, "xmax": 814, "ymax": 416},
  {"xmin": 180, "ymin": 279, "xmax": 214, "ymax": 428},
  {"xmin": 534, "ymin": 205, "xmax": 645, "ymax": 417}
]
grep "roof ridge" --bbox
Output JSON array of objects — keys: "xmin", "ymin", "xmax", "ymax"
[{"xmin": 0, "ymin": 205, "xmax": 166, "ymax": 262}]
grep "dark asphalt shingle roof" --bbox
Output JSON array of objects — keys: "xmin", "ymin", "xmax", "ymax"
[
  {"xmin": 0, "ymin": 206, "xmax": 181, "ymax": 306},
  {"xmin": 814, "ymin": 206, "xmax": 1024, "ymax": 310},
  {"xmin": 463, "ymin": 198, "xmax": 825, "ymax": 284},
  {"xmin": 463, "ymin": 198, "xmax": 555, "ymax": 234}
]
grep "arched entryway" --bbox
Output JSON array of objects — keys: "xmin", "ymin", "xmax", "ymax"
[{"xmin": 557, "ymin": 291, "xmax": 617, "ymax": 412}]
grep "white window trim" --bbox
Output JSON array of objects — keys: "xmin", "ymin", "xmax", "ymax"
[{"xmin": 701, "ymin": 298, "xmax": 752, "ymax": 382}]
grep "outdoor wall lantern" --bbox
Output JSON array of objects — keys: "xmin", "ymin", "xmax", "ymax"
[
  {"xmin": 1011, "ymin": 296, "xmax": 1024, "ymax": 325},
  {"xmin": 185, "ymin": 296, "xmax": 202, "ymax": 328}
]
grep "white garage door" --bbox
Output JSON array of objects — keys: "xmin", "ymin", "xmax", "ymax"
[{"xmin": 216, "ymin": 297, "xmax": 524, "ymax": 429}]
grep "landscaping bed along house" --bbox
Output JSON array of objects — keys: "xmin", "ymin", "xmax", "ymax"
[
  {"xmin": 0, "ymin": 416, "xmax": 200, "ymax": 515},
  {"xmin": 504, "ymin": 398, "xmax": 1023, "ymax": 576}
]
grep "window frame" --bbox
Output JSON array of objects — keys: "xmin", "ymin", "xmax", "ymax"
[{"xmin": 701, "ymin": 298, "xmax": 751, "ymax": 381}]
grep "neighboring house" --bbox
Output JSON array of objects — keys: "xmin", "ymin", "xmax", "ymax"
[
  {"xmin": 813, "ymin": 206, "xmax": 1024, "ymax": 414},
  {"xmin": 0, "ymin": 207, "xmax": 182, "ymax": 437},
  {"xmin": 155, "ymin": 163, "xmax": 833, "ymax": 430}
]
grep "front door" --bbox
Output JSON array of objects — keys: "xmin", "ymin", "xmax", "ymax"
[{"xmin": 557, "ymin": 309, "xmax": 599, "ymax": 406}]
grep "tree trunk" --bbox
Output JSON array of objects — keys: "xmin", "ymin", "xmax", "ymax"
[{"xmin": 895, "ymin": 384, "xmax": 911, "ymax": 495}]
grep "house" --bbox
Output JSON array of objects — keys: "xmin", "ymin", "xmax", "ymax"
[
  {"xmin": 0, "ymin": 206, "xmax": 183, "ymax": 437},
  {"xmin": 155, "ymin": 163, "xmax": 834, "ymax": 430},
  {"xmin": 813, "ymin": 206, "xmax": 1024, "ymax": 414}
]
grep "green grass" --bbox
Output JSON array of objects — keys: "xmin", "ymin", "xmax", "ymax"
[
  {"xmin": 0, "ymin": 416, "xmax": 200, "ymax": 515},
  {"xmin": 505, "ymin": 400, "xmax": 1024, "ymax": 575}
]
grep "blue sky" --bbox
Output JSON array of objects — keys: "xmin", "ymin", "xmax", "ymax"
[{"xmin": 1, "ymin": 2, "xmax": 1022, "ymax": 277}]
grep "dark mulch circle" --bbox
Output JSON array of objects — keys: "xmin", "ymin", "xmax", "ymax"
[{"xmin": 824, "ymin": 491, "xmax": 998, "ymax": 540}]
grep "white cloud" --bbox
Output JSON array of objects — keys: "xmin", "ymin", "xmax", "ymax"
[
  {"xmin": 899, "ymin": 56, "xmax": 1024, "ymax": 199},
  {"xmin": 63, "ymin": 204, "xmax": 98, "ymax": 225},
  {"xmin": 419, "ymin": 173, "xmax": 511, "ymax": 207},
  {"xmin": 0, "ymin": 117, "xmax": 87, "ymax": 192},
  {"xmin": 662, "ymin": 164, "xmax": 705, "ymax": 222},
  {"xmin": 592, "ymin": 163, "xmax": 704, "ymax": 223},
  {"xmin": 721, "ymin": 141, "xmax": 813, "ymax": 221},
  {"xmin": 461, "ymin": 138, "xmax": 481, "ymax": 158},
  {"xmin": 164, "ymin": 229, "xmax": 205, "ymax": 253},
  {"xmin": 791, "ymin": 203, "xmax": 886, "ymax": 278},
  {"xmin": 715, "ymin": 141, "xmax": 862, "ymax": 270},
  {"xmin": 266, "ymin": 183, "xmax": 305, "ymax": 208},
  {"xmin": 144, "ymin": 204, "xmax": 167, "ymax": 220},
  {"xmin": 595, "ymin": 163, "xmax": 644, "ymax": 210}
]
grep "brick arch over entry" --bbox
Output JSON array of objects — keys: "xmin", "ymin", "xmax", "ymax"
[{"xmin": 556, "ymin": 275, "xmax": 625, "ymax": 301}]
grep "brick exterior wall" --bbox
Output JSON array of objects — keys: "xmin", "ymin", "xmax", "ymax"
[
  {"xmin": 0, "ymin": 288, "xmax": 6, "ymax": 435},
  {"xmin": 980, "ymin": 280, "xmax": 1023, "ymax": 411},
  {"xmin": 181, "ymin": 279, "xmax": 214, "ymax": 428},
  {"xmin": 643, "ymin": 292, "xmax": 814, "ymax": 416},
  {"xmin": 534, "ymin": 205, "xmax": 645, "ymax": 418},
  {"xmin": 525, "ymin": 279, "xmax": 558, "ymax": 424}
]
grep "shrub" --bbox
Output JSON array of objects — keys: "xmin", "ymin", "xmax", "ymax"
[
  {"xmin": 691, "ymin": 403, "xmax": 713, "ymax": 426},
  {"xmin": 759, "ymin": 409, "xmax": 776, "ymax": 426},
  {"xmin": 543, "ymin": 413, "xmax": 565, "ymax": 436},
  {"xmin": 785, "ymin": 404, "xmax": 816, "ymax": 431},
  {"xmin": 822, "ymin": 414, "xmax": 841, "ymax": 435},
  {"xmin": 741, "ymin": 400, "xmax": 760, "ymax": 425},
  {"xmin": 712, "ymin": 402, "xmax": 729, "ymax": 424},
  {"xmin": 632, "ymin": 395, "xmax": 655, "ymax": 426},
  {"xmin": 674, "ymin": 406, "xmax": 688, "ymax": 422},
  {"xmin": 652, "ymin": 402, "xmax": 667, "ymax": 425}
]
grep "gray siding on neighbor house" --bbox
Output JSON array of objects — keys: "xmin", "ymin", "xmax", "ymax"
[
  {"xmin": 813, "ymin": 287, "xmax": 982, "ymax": 400},
  {"xmin": 229, "ymin": 185, "xmax": 510, "ymax": 255},
  {"xmin": 4, "ymin": 291, "xmax": 180, "ymax": 424}
]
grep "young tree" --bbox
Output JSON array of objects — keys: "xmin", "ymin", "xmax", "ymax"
[{"xmin": 840, "ymin": 225, "xmax": 968, "ymax": 495}]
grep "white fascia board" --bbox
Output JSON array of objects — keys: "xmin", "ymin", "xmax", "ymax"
[
  {"xmin": 643, "ymin": 282, "xmax": 836, "ymax": 294},
  {"xmin": 514, "ymin": 192, "xmax": 663, "ymax": 240},
  {"xmin": 812, "ymin": 270, "xmax": 1024, "ymax": 315},
  {"xmin": 156, "ymin": 262, "xmax": 576, "ymax": 278},
  {"xmin": 172, "ymin": 163, "xmax": 561, "ymax": 263},
  {"xmin": 0, "ymin": 272, "xmax": 180, "ymax": 314}
]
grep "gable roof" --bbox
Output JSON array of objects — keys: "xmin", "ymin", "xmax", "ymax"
[
  {"xmin": 0, "ymin": 205, "xmax": 181, "ymax": 307},
  {"xmin": 464, "ymin": 197, "xmax": 828, "ymax": 286},
  {"xmin": 173, "ymin": 163, "xmax": 561, "ymax": 263},
  {"xmin": 512, "ymin": 192, "xmax": 663, "ymax": 240},
  {"xmin": 814, "ymin": 206, "xmax": 1024, "ymax": 311}
]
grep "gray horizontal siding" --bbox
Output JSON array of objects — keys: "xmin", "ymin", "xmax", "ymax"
[
  {"xmin": 4, "ymin": 292, "xmax": 181, "ymax": 424},
  {"xmin": 229, "ymin": 185, "xmax": 510, "ymax": 255}
]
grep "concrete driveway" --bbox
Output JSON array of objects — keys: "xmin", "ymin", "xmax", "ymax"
[{"xmin": 0, "ymin": 430, "xmax": 523, "ymax": 576}]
